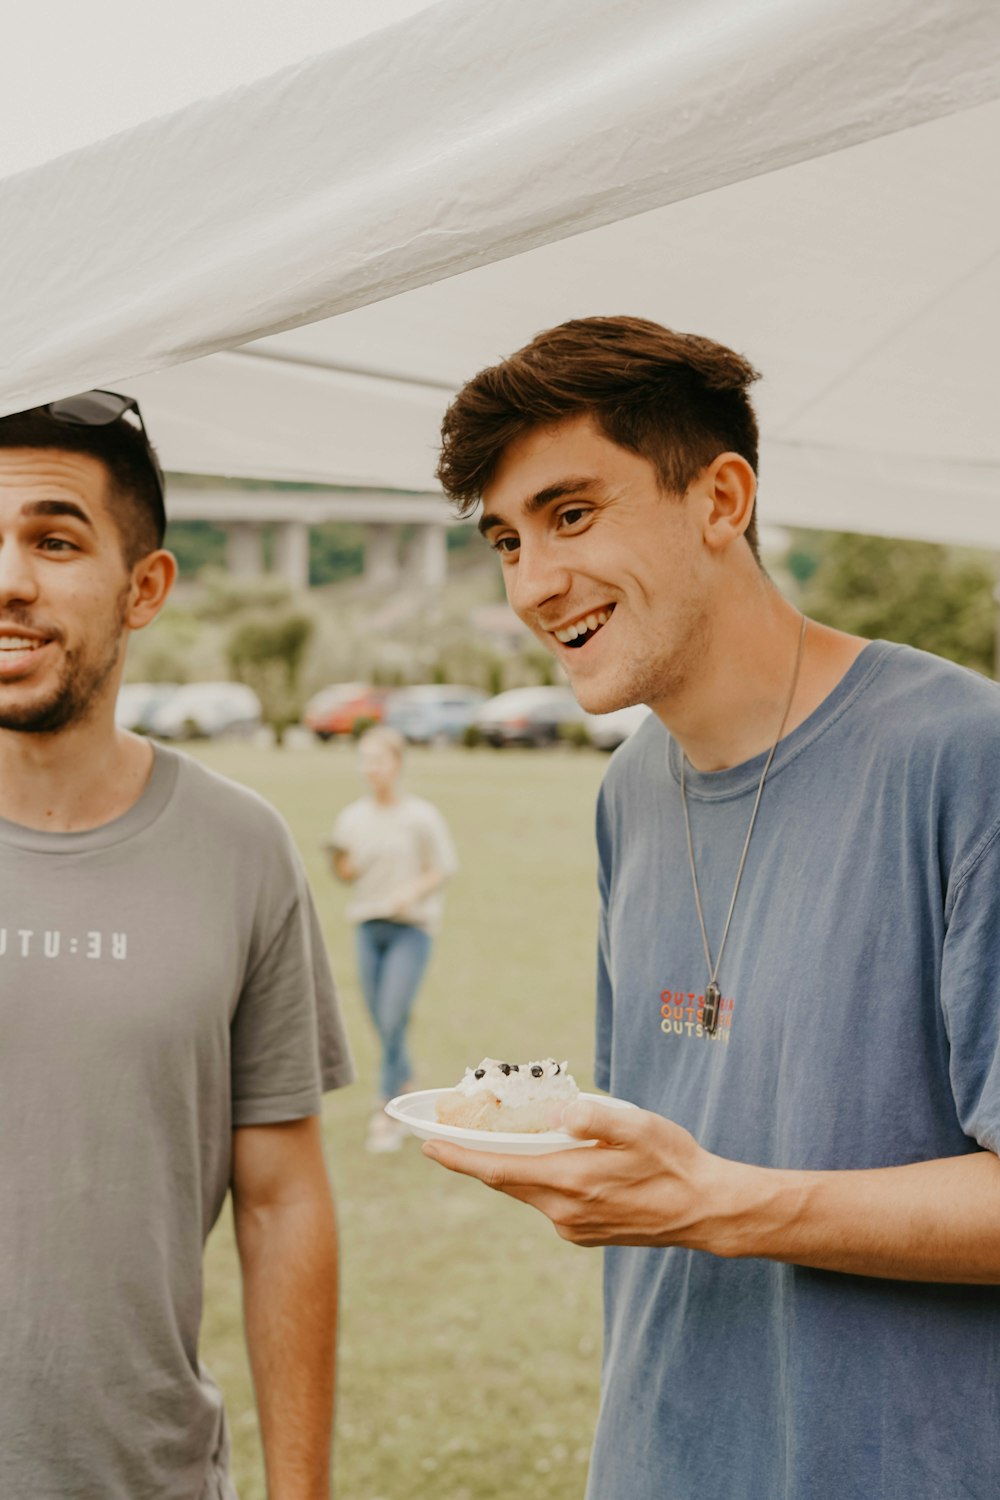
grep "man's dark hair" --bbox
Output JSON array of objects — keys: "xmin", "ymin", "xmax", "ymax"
[
  {"xmin": 0, "ymin": 409, "xmax": 165, "ymax": 566},
  {"xmin": 437, "ymin": 315, "xmax": 763, "ymax": 560}
]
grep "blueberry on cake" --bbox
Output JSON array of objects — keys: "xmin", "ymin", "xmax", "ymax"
[{"xmin": 435, "ymin": 1058, "xmax": 579, "ymax": 1132}]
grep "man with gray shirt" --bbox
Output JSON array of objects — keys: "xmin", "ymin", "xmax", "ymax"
[
  {"xmin": 0, "ymin": 392, "xmax": 354, "ymax": 1500},
  {"xmin": 425, "ymin": 317, "xmax": 1000, "ymax": 1499}
]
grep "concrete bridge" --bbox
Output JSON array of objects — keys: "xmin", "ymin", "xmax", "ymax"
[{"xmin": 165, "ymin": 484, "xmax": 464, "ymax": 590}]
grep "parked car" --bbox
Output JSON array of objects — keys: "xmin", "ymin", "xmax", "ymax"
[
  {"xmin": 583, "ymin": 702, "xmax": 652, "ymax": 750},
  {"xmin": 473, "ymin": 686, "xmax": 586, "ymax": 747},
  {"xmin": 386, "ymin": 684, "xmax": 488, "ymax": 744},
  {"xmin": 115, "ymin": 681, "xmax": 180, "ymax": 734},
  {"xmin": 303, "ymin": 682, "xmax": 389, "ymax": 740},
  {"xmin": 146, "ymin": 681, "xmax": 263, "ymax": 740}
]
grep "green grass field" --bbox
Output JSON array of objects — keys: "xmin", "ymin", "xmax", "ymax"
[{"xmin": 190, "ymin": 741, "xmax": 610, "ymax": 1500}]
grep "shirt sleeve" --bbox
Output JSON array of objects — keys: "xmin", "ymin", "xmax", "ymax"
[
  {"xmin": 230, "ymin": 868, "xmax": 355, "ymax": 1128},
  {"xmin": 417, "ymin": 803, "xmax": 459, "ymax": 879},
  {"xmin": 326, "ymin": 805, "xmax": 354, "ymax": 852},
  {"xmin": 940, "ymin": 815, "xmax": 1000, "ymax": 1154}
]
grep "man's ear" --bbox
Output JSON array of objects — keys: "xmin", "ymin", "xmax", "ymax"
[
  {"xmin": 699, "ymin": 453, "xmax": 757, "ymax": 555},
  {"xmin": 125, "ymin": 549, "xmax": 177, "ymax": 631}
]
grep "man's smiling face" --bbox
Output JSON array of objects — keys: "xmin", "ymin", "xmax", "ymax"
[
  {"xmin": 479, "ymin": 415, "xmax": 713, "ymax": 716},
  {"xmin": 0, "ymin": 448, "xmax": 134, "ymax": 734}
]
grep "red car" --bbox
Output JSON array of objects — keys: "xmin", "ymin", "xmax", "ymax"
[{"xmin": 303, "ymin": 682, "xmax": 389, "ymax": 739}]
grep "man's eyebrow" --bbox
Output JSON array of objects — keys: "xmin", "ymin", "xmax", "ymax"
[
  {"xmin": 477, "ymin": 477, "xmax": 603, "ymax": 536},
  {"xmin": 21, "ymin": 499, "xmax": 95, "ymax": 530}
]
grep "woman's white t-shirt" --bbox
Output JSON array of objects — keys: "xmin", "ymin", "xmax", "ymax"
[{"xmin": 329, "ymin": 794, "xmax": 458, "ymax": 935}]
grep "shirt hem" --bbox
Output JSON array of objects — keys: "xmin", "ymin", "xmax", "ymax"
[
  {"xmin": 323, "ymin": 1061, "xmax": 357, "ymax": 1091},
  {"xmin": 232, "ymin": 1086, "xmax": 322, "ymax": 1127}
]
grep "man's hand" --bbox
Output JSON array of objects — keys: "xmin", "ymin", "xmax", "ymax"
[
  {"xmin": 424, "ymin": 1099, "xmax": 1000, "ymax": 1282},
  {"xmin": 422, "ymin": 1098, "xmax": 732, "ymax": 1250}
]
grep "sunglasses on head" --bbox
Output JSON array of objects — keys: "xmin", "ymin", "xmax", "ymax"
[{"xmin": 38, "ymin": 389, "xmax": 166, "ymax": 539}]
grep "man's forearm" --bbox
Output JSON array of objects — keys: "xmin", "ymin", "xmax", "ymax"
[
  {"xmin": 710, "ymin": 1147, "xmax": 1000, "ymax": 1282},
  {"xmin": 236, "ymin": 1195, "xmax": 339, "ymax": 1500},
  {"xmin": 424, "ymin": 1100, "xmax": 1000, "ymax": 1284}
]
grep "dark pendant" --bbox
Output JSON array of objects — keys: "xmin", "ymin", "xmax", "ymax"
[{"xmin": 703, "ymin": 982, "xmax": 721, "ymax": 1036}]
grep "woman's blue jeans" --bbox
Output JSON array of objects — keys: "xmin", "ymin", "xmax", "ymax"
[{"xmin": 355, "ymin": 919, "xmax": 433, "ymax": 1101}]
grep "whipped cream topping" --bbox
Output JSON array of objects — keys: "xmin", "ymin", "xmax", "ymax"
[{"xmin": 453, "ymin": 1057, "xmax": 578, "ymax": 1105}]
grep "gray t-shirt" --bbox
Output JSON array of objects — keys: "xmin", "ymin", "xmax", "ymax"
[
  {"xmin": 0, "ymin": 745, "xmax": 354, "ymax": 1500},
  {"xmin": 589, "ymin": 642, "xmax": 1000, "ymax": 1500}
]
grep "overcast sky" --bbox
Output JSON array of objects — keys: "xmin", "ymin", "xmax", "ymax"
[{"xmin": 1, "ymin": 0, "xmax": 438, "ymax": 176}]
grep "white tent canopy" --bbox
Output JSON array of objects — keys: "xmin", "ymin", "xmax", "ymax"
[{"xmin": 2, "ymin": 0, "xmax": 999, "ymax": 546}]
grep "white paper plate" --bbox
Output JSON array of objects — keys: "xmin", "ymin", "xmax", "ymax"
[{"xmin": 384, "ymin": 1088, "xmax": 637, "ymax": 1155}]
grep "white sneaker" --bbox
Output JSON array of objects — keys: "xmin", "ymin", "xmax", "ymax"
[{"xmin": 366, "ymin": 1111, "xmax": 405, "ymax": 1153}]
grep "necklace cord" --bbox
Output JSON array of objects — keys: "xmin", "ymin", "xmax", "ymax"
[{"xmin": 680, "ymin": 614, "xmax": 808, "ymax": 992}]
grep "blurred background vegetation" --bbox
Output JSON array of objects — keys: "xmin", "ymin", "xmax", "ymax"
[
  {"xmin": 786, "ymin": 530, "xmax": 997, "ymax": 677},
  {"xmin": 163, "ymin": 517, "xmax": 480, "ymax": 589}
]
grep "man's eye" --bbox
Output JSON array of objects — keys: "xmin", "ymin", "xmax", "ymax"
[
  {"xmin": 559, "ymin": 507, "xmax": 589, "ymax": 527},
  {"xmin": 39, "ymin": 537, "xmax": 78, "ymax": 553},
  {"xmin": 491, "ymin": 536, "xmax": 520, "ymax": 555}
]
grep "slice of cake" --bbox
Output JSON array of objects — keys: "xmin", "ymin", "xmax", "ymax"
[{"xmin": 435, "ymin": 1057, "xmax": 579, "ymax": 1133}]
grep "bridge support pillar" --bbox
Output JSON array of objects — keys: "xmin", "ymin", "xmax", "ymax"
[
  {"xmin": 226, "ymin": 522, "xmax": 266, "ymax": 578},
  {"xmin": 273, "ymin": 520, "xmax": 311, "ymax": 591},
  {"xmin": 364, "ymin": 524, "xmax": 401, "ymax": 587},
  {"xmin": 403, "ymin": 523, "xmax": 447, "ymax": 588}
]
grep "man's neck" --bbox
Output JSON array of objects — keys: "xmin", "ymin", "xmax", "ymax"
[
  {"xmin": 651, "ymin": 578, "xmax": 869, "ymax": 773},
  {"xmin": 0, "ymin": 717, "xmax": 155, "ymax": 833}
]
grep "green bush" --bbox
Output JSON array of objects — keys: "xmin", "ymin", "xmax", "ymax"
[
  {"xmin": 197, "ymin": 569, "xmax": 295, "ymax": 622},
  {"xmin": 795, "ymin": 531, "xmax": 996, "ymax": 676},
  {"xmin": 226, "ymin": 611, "xmax": 315, "ymax": 744},
  {"xmin": 558, "ymin": 721, "xmax": 592, "ymax": 750}
]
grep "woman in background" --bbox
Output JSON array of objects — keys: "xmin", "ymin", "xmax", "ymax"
[{"xmin": 329, "ymin": 726, "xmax": 458, "ymax": 1151}]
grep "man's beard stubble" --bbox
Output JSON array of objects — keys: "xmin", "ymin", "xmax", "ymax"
[
  {"xmin": 0, "ymin": 586, "xmax": 129, "ymax": 736},
  {"xmin": 568, "ymin": 597, "xmax": 712, "ymax": 718}
]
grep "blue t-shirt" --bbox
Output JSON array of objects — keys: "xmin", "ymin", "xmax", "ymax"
[{"xmin": 589, "ymin": 641, "xmax": 1000, "ymax": 1500}]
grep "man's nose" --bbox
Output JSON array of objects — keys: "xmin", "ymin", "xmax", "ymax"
[
  {"xmin": 505, "ymin": 538, "xmax": 571, "ymax": 622},
  {"xmin": 0, "ymin": 542, "xmax": 40, "ymax": 605}
]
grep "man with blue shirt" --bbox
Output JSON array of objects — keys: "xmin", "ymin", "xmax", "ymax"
[{"xmin": 426, "ymin": 316, "xmax": 1000, "ymax": 1500}]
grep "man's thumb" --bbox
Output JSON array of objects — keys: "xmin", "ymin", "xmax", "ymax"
[{"xmin": 556, "ymin": 1098, "xmax": 638, "ymax": 1145}]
